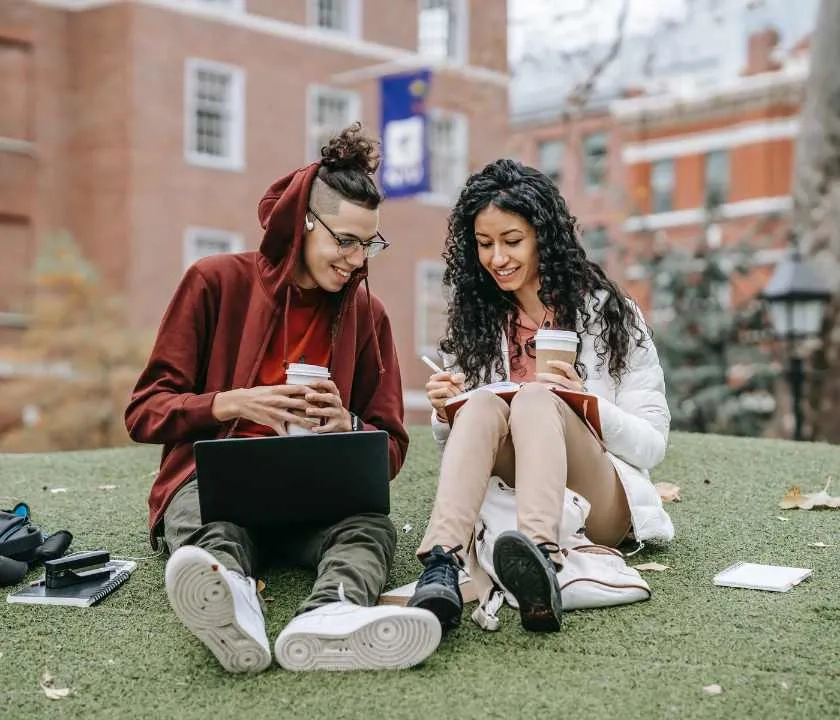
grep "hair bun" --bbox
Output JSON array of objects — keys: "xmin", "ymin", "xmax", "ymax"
[{"xmin": 320, "ymin": 122, "xmax": 380, "ymax": 175}]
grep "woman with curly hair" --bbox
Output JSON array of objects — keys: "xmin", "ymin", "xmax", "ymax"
[{"xmin": 407, "ymin": 159, "xmax": 673, "ymax": 633}]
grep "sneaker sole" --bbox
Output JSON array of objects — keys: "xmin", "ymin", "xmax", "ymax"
[
  {"xmin": 165, "ymin": 548, "xmax": 271, "ymax": 673},
  {"xmin": 493, "ymin": 532, "xmax": 562, "ymax": 633},
  {"xmin": 406, "ymin": 586, "xmax": 462, "ymax": 630},
  {"xmin": 275, "ymin": 607, "xmax": 441, "ymax": 671}
]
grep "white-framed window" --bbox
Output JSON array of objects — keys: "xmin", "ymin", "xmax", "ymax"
[
  {"xmin": 418, "ymin": 0, "xmax": 468, "ymax": 64},
  {"xmin": 308, "ymin": 0, "xmax": 361, "ymax": 36},
  {"xmin": 306, "ymin": 85, "xmax": 361, "ymax": 163},
  {"xmin": 197, "ymin": 0, "xmax": 244, "ymax": 11},
  {"xmin": 183, "ymin": 227, "xmax": 245, "ymax": 269},
  {"xmin": 705, "ymin": 150, "xmax": 729, "ymax": 210},
  {"xmin": 651, "ymin": 158, "xmax": 675, "ymax": 213},
  {"xmin": 415, "ymin": 260, "xmax": 448, "ymax": 357},
  {"xmin": 184, "ymin": 59, "xmax": 245, "ymax": 171},
  {"xmin": 582, "ymin": 132, "xmax": 608, "ymax": 190},
  {"xmin": 426, "ymin": 109, "xmax": 468, "ymax": 201},
  {"xmin": 537, "ymin": 139, "xmax": 564, "ymax": 185}
]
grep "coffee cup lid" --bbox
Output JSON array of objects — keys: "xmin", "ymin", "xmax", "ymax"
[
  {"xmin": 286, "ymin": 363, "xmax": 331, "ymax": 376},
  {"xmin": 534, "ymin": 329, "xmax": 578, "ymax": 342}
]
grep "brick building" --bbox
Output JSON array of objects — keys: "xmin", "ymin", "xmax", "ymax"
[
  {"xmin": 614, "ymin": 28, "xmax": 806, "ymax": 319},
  {"xmin": 508, "ymin": 27, "xmax": 809, "ymax": 324},
  {"xmin": 0, "ymin": 0, "xmax": 509, "ymax": 423}
]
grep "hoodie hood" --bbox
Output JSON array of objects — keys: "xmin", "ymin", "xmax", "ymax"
[
  {"xmin": 257, "ymin": 161, "xmax": 369, "ymax": 300},
  {"xmin": 255, "ymin": 161, "xmax": 384, "ymax": 376}
]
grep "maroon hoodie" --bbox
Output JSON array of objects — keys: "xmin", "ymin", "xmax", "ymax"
[{"xmin": 125, "ymin": 162, "xmax": 409, "ymax": 546}]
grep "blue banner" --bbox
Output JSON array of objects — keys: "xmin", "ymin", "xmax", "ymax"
[{"xmin": 380, "ymin": 69, "xmax": 431, "ymax": 198}]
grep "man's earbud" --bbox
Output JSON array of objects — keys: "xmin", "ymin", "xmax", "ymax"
[{"xmin": 304, "ymin": 217, "xmax": 314, "ymax": 231}]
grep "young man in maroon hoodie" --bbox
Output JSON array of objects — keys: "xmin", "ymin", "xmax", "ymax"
[{"xmin": 125, "ymin": 125, "xmax": 440, "ymax": 673}]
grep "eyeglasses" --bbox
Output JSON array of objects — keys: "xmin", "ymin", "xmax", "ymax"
[{"xmin": 307, "ymin": 207, "xmax": 390, "ymax": 259}]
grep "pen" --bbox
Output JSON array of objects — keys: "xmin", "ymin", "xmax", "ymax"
[{"xmin": 420, "ymin": 355, "xmax": 445, "ymax": 374}]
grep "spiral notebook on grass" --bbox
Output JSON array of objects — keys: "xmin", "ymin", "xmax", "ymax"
[
  {"xmin": 6, "ymin": 559, "xmax": 136, "ymax": 607},
  {"xmin": 712, "ymin": 562, "xmax": 812, "ymax": 592},
  {"xmin": 443, "ymin": 382, "xmax": 602, "ymax": 439}
]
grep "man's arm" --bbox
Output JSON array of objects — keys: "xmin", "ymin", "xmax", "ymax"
[{"xmin": 125, "ymin": 265, "xmax": 223, "ymax": 444}]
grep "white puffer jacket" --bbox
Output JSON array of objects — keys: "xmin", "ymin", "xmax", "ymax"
[{"xmin": 430, "ymin": 292, "xmax": 675, "ymax": 545}]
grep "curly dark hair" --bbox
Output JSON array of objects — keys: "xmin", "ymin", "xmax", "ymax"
[
  {"xmin": 317, "ymin": 122, "xmax": 382, "ymax": 209},
  {"xmin": 440, "ymin": 158, "xmax": 647, "ymax": 387}
]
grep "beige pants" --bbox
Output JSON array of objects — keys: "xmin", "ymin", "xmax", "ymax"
[{"xmin": 417, "ymin": 384, "xmax": 631, "ymax": 564}]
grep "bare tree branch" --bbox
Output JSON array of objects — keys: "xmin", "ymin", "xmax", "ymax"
[{"xmin": 566, "ymin": 0, "xmax": 630, "ymax": 106}]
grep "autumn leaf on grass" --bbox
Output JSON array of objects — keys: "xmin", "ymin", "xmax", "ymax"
[
  {"xmin": 39, "ymin": 669, "xmax": 72, "ymax": 700},
  {"xmin": 779, "ymin": 477, "xmax": 840, "ymax": 510},
  {"xmin": 655, "ymin": 482, "xmax": 681, "ymax": 503},
  {"xmin": 634, "ymin": 562, "xmax": 671, "ymax": 572}
]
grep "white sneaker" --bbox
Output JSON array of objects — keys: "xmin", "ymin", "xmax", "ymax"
[
  {"xmin": 165, "ymin": 546, "xmax": 271, "ymax": 673},
  {"xmin": 274, "ymin": 601, "xmax": 441, "ymax": 671}
]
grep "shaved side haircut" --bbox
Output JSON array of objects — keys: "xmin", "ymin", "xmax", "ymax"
[{"xmin": 309, "ymin": 178, "xmax": 345, "ymax": 215}]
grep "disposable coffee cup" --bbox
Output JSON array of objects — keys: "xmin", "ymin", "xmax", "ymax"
[
  {"xmin": 534, "ymin": 329, "xmax": 579, "ymax": 375},
  {"xmin": 284, "ymin": 363, "xmax": 331, "ymax": 436}
]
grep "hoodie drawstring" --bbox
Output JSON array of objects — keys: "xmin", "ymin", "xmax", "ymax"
[
  {"xmin": 364, "ymin": 276, "xmax": 385, "ymax": 377},
  {"xmin": 281, "ymin": 285, "xmax": 293, "ymax": 370}
]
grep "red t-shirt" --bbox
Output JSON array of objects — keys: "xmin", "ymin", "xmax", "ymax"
[{"xmin": 236, "ymin": 286, "xmax": 335, "ymax": 437}]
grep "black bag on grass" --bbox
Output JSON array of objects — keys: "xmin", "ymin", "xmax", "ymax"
[{"xmin": 0, "ymin": 503, "xmax": 73, "ymax": 587}]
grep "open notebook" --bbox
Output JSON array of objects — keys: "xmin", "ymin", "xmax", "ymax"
[
  {"xmin": 6, "ymin": 559, "xmax": 137, "ymax": 607},
  {"xmin": 443, "ymin": 381, "xmax": 602, "ymax": 439}
]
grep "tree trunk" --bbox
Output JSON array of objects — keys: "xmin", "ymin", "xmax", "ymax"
[{"xmin": 793, "ymin": 0, "xmax": 840, "ymax": 443}]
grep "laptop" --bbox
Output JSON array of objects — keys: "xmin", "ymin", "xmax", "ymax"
[{"xmin": 193, "ymin": 431, "xmax": 391, "ymax": 528}]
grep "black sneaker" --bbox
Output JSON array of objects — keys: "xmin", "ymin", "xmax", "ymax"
[
  {"xmin": 407, "ymin": 545, "xmax": 463, "ymax": 630},
  {"xmin": 493, "ymin": 531, "xmax": 562, "ymax": 632}
]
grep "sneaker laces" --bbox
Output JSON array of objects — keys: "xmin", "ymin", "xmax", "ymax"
[
  {"xmin": 537, "ymin": 542, "xmax": 562, "ymax": 570},
  {"xmin": 418, "ymin": 544, "xmax": 463, "ymax": 588}
]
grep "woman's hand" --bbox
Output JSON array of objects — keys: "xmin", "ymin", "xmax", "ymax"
[
  {"xmin": 426, "ymin": 371, "xmax": 466, "ymax": 422},
  {"xmin": 536, "ymin": 360, "xmax": 585, "ymax": 391},
  {"xmin": 304, "ymin": 380, "xmax": 353, "ymax": 434}
]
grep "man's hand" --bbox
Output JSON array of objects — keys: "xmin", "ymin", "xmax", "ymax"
[
  {"xmin": 535, "ymin": 360, "xmax": 585, "ymax": 391},
  {"xmin": 304, "ymin": 380, "xmax": 353, "ymax": 434},
  {"xmin": 211, "ymin": 385, "xmax": 317, "ymax": 435},
  {"xmin": 426, "ymin": 371, "xmax": 466, "ymax": 422}
]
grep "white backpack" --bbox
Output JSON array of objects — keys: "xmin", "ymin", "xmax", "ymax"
[{"xmin": 470, "ymin": 477, "xmax": 651, "ymax": 631}]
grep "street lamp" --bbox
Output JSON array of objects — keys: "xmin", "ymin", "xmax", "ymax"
[{"xmin": 762, "ymin": 241, "xmax": 832, "ymax": 440}]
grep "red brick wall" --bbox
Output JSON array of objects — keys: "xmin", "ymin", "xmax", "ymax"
[
  {"xmin": 0, "ymin": 219, "xmax": 32, "ymax": 314},
  {"xmin": 626, "ymin": 137, "xmax": 795, "ymax": 214},
  {"xmin": 0, "ymin": 41, "xmax": 31, "ymax": 139},
  {"xmin": 63, "ymin": 5, "xmax": 134, "ymax": 296},
  {"xmin": 0, "ymin": 1, "xmax": 36, "ymax": 339}
]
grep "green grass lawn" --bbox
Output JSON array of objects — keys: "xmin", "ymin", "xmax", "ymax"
[{"xmin": 1, "ymin": 429, "xmax": 839, "ymax": 719}]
